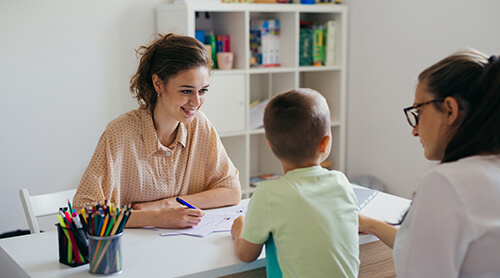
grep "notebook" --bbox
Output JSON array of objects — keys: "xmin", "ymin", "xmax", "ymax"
[{"xmin": 353, "ymin": 187, "xmax": 379, "ymax": 210}]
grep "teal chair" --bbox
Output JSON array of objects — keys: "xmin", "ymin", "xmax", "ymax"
[{"xmin": 265, "ymin": 234, "xmax": 282, "ymax": 278}]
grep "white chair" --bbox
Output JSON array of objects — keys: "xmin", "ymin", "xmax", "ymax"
[{"xmin": 19, "ymin": 188, "xmax": 77, "ymax": 234}]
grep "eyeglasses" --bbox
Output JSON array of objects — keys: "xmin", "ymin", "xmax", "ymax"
[{"xmin": 403, "ymin": 99, "xmax": 444, "ymax": 128}]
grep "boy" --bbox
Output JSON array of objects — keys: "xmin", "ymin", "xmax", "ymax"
[{"xmin": 231, "ymin": 88, "xmax": 359, "ymax": 277}]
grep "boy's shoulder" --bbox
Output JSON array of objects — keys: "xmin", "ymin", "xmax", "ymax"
[
  {"xmin": 254, "ymin": 166, "xmax": 352, "ymax": 193},
  {"xmin": 290, "ymin": 166, "xmax": 350, "ymax": 184}
]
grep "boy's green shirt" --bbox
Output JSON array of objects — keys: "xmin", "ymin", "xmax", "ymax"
[{"xmin": 242, "ymin": 166, "xmax": 359, "ymax": 278}]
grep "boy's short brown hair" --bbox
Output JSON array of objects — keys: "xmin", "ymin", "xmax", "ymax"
[{"xmin": 264, "ymin": 88, "xmax": 331, "ymax": 164}]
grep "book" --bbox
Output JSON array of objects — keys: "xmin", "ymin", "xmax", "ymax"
[
  {"xmin": 195, "ymin": 30, "xmax": 206, "ymax": 44},
  {"xmin": 250, "ymin": 20, "xmax": 264, "ymax": 67},
  {"xmin": 207, "ymin": 34, "xmax": 217, "ymax": 69},
  {"xmin": 353, "ymin": 187, "xmax": 379, "ymax": 210},
  {"xmin": 250, "ymin": 173, "xmax": 280, "ymax": 187},
  {"xmin": 274, "ymin": 19, "xmax": 281, "ymax": 66},
  {"xmin": 261, "ymin": 20, "xmax": 271, "ymax": 67},
  {"xmin": 312, "ymin": 25, "xmax": 324, "ymax": 66},
  {"xmin": 222, "ymin": 35, "xmax": 230, "ymax": 52},
  {"xmin": 268, "ymin": 19, "xmax": 281, "ymax": 67},
  {"xmin": 300, "ymin": 20, "xmax": 336, "ymax": 67},
  {"xmin": 250, "ymin": 19, "xmax": 280, "ymax": 67},
  {"xmin": 323, "ymin": 20, "xmax": 336, "ymax": 66},
  {"xmin": 299, "ymin": 27, "xmax": 313, "ymax": 66}
]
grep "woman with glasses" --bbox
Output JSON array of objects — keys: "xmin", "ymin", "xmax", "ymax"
[{"xmin": 359, "ymin": 49, "xmax": 500, "ymax": 277}]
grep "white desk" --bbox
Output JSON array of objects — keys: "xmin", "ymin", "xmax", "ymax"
[{"xmin": 0, "ymin": 191, "xmax": 410, "ymax": 278}]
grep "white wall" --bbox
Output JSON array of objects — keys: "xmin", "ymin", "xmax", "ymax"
[
  {"xmin": 344, "ymin": 0, "xmax": 500, "ymax": 198},
  {"xmin": 1, "ymin": 0, "xmax": 500, "ymax": 234},
  {"xmin": 0, "ymin": 0, "xmax": 164, "ymax": 234}
]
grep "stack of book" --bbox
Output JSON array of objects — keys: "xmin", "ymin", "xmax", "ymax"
[
  {"xmin": 300, "ymin": 19, "xmax": 336, "ymax": 66},
  {"xmin": 250, "ymin": 173, "xmax": 281, "ymax": 187},
  {"xmin": 250, "ymin": 19, "xmax": 281, "ymax": 67},
  {"xmin": 195, "ymin": 30, "xmax": 231, "ymax": 69}
]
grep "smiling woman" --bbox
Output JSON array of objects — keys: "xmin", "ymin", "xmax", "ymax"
[
  {"xmin": 152, "ymin": 67, "xmax": 210, "ymax": 147},
  {"xmin": 73, "ymin": 33, "xmax": 241, "ymax": 229}
]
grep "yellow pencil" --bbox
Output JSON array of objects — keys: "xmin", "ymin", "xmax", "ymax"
[{"xmin": 80, "ymin": 208, "xmax": 87, "ymax": 224}]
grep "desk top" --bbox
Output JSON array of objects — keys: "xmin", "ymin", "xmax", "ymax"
[
  {"xmin": 359, "ymin": 240, "xmax": 396, "ymax": 278},
  {"xmin": 0, "ymin": 190, "xmax": 410, "ymax": 278},
  {"xmin": 0, "ymin": 200, "xmax": 265, "ymax": 278}
]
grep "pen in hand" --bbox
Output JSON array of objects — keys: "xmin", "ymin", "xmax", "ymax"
[{"xmin": 176, "ymin": 197, "xmax": 196, "ymax": 209}]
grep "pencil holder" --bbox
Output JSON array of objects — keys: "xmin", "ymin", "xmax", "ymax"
[
  {"xmin": 88, "ymin": 232, "xmax": 124, "ymax": 275},
  {"xmin": 56, "ymin": 224, "xmax": 89, "ymax": 267}
]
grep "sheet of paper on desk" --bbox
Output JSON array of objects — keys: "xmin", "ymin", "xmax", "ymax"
[
  {"xmin": 156, "ymin": 206, "xmax": 247, "ymax": 237},
  {"xmin": 353, "ymin": 187, "xmax": 379, "ymax": 210}
]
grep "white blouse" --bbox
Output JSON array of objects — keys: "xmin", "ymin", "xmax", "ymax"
[{"xmin": 393, "ymin": 155, "xmax": 500, "ymax": 278}]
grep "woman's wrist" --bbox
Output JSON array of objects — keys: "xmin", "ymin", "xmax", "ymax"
[
  {"xmin": 367, "ymin": 217, "xmax": 398, "ymax": 248},
  {"xmin": 366, "ymin": 217, "xmax": 391, "ymax": 235},
  {"xmin": 126, "ymin": 209, "xmax": 159, "ymax": 227}
]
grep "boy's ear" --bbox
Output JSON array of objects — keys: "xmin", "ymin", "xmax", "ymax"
[{"xmin": 319, "ymin": 135, "xmax": 330, "ymax": 153}]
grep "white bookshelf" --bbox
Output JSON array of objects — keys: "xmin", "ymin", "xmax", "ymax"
[{"xmin": 156, "ymin": 3, "xmax": 348, "ymax": 197}]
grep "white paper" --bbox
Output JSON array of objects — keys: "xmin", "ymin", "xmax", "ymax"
[
  {"xmin": 155, "ymin": 206, "xmax": 247, "ymax": 237},
  {"xmin": 249, "ymin": 99, "xmax": 269, "ymax": 130},
  {"xmin": 353, "ymin": 187, "xmax": 379, "ymax": 210}
]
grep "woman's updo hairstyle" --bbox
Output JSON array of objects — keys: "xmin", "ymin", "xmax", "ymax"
[
  {"xmin": 418, "ymin": 49, "xmax": 500, "ymax": 163},
  {"xmin": 129, "ymin": 33, "xmax": 212, "ymax": 111}
]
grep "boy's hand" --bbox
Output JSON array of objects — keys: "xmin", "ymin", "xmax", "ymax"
[
  {"xmin": 230, "ymin": 215, "xmax": 264, "ymax": 262},
  {"xmin": 231, "ymin": 215, "xmax": 245, "ymax": 239}
]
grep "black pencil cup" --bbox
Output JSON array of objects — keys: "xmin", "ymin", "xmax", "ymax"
[{"xmin": 56, "ymin": 224, "xmax": 89, "ymax": 267}]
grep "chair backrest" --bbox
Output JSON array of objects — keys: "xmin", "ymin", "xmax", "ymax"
[
  {"xmin": 265, "ymin": 234, "xmax": 282, "ymax": 278},
  {"xmin": 19, "ymin": 188, "xmax": 77, "ymax": 234}
]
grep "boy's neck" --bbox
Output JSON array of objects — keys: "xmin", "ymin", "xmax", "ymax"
[{"xmin": 282, "ymin": 161, "xmax": 319, "ymax": 174}]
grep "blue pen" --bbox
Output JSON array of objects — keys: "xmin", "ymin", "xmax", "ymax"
[{"xmin": 176, "ymin": 197, "xmax": 196, "ymax": 209}]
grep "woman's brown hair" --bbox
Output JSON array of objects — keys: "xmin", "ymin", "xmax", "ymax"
[
  {"xmin": 397, "ymin": 50, "xmax": 500, "ymax": 225},
  {"xmin": 418, "ymin": 49, "xmax": 500, "ymax": 163},
  {"xmin": 129, "ymin": 33, "xmax": 212, "ymax": 111}
]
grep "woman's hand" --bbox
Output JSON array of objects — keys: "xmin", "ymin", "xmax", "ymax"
[
  {"xmin": 358, "ymin": 213, "xmax": 374, "ymax": 235},
  {"xmin": 131, "ymin": 197, "xmax": 178, "ymax": 210},
  {"xmin": 358, "ymin": 213, "xmax": 398, "ymax": 249},
  {"xmin": 153, "ymin": 207, "xmax": 205, "ymax": 229}
]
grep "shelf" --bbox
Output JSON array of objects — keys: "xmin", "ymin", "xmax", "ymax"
[
  {"xmin": 249, "ymin": 128, "xmax": 265, "ymax": 135},
  {"xmin": 157, "ymin": 3, "xmax": 347, "ymax": 13},
  {"xmin": 157, "ymin": 3, "xmax": 348, "ymax": 198},
  {"xmin": 298, "ymin": 66, "xmax": 342, "ymax": 72},
  {"xmin": 212, "ymin": 69, "xmax": 247, "ymax": 75},
  {"xmin": 248, "ymin": 67, "xmax": 296, "ymax": 74}
]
